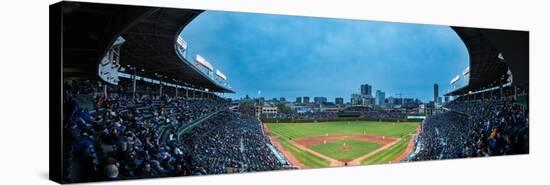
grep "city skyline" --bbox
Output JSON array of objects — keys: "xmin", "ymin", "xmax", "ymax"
[
  {"xmin": 181, "ymin": 11, "xmax": 469, "ymax": 102},
  {"xmin": 234, "ymin": 83, "xmax": 421, "ymax": 104}
]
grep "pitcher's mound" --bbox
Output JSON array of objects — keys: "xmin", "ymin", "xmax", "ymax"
[{"xmin": 341, "ymin": 145, "xmax": 353, "ymax": 151}]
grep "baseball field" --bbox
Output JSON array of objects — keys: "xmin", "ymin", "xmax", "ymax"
[{"xmin": 264, "ymin": 121, "xmax": 419, "ymax": 168}]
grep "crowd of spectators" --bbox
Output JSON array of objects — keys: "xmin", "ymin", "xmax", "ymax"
[
  {"xmin": 179, "ymin": 111, "xmax": 284, "ymax": 174},
  {"xmin": 64, "ymin": 80, "xmax": 275, "ymax": 182},
  {"xmin": 261, "ymin": 112, "xmax": 338, "ymax": 120},
  {"xmin": 413, "ymin": 96, "xmax": 528, "ymax": 161},
  {"xmin": 356, "ymin": 111, "xmax": 406, "ymax": 120},
  {"xmin": 342, "ymin": 107, "xmax": 406, "ymax": 120},
  {"xmin": 261, "ymin": 110, "xmax": 405, "ymax": 121}
]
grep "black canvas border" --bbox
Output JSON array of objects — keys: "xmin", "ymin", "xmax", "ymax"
[{"xmin": 49, "ymin": 1, "xmax": 63, "ymax": 184}]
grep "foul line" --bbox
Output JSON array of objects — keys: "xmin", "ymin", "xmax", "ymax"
[
  {"xmin": 348, "ymin": 138, "xmax": 402, "ymax": 165},
  {"xmin": 287, "ymin": 140, "xmax": 343, "ymax": 166}
]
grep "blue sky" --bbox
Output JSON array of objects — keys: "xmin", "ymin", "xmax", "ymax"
[{"xmin": 180, "ymin": 11, "xmax": 469, "ymax": 102}]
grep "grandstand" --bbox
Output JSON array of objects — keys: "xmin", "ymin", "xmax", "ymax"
[
  {"xmin": 260, "ymin": 109, "xmax": 406, "ymax": 122},
  {"xmin": 409, "ymin": 27, "xmax": 529, "ymax": 161}
]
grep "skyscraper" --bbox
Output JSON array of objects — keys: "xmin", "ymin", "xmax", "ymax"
[
  {"xmin": 335, "ymin": 97, "xmax": 344, "ymax": 105},
  {"xmin": 433, "ymin": 83, "xmax": 439, "ymax": 103},
  {"xmin": 351, "ymin": 94, "xmax": 362, "ymax": 105},
  {"xmin": 376, "ymin": 90, "xmax": 386, "ymax": 106},
  {"xmin": 361, "ymin": 84, "xmax": 372, "ymax": 96},
  {"xmin": 351, "ymin": 94, "xmax": 375, "ymax": 107},
  {"xmin": 296, "ymin": 97, "xmax": 302, "ymax": 103},
  {"xmin": 314, "ymin": 97, "xmax": 327, "ymax": 104},
  {"xmin": 303, "ymin": 96, "xmax": 310, "ymax": 104}
]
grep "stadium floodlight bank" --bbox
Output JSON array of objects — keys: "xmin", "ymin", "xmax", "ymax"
[{"xmin": 50, "ymin": 1, "xmax": 529, "ymax": 183}]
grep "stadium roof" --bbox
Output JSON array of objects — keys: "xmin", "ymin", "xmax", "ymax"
[
  {"xmin": 61, "ymin": 2, "xmax": 234, "ymax": 93},
  {"xmin": 446, "ymin": 27, "xmax": 528, "ymax": 96},
  {"xmin": 60, "ymin": 2, "xmax": 527, "ymax": 95}
]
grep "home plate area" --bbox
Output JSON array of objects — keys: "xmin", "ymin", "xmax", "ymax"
[{"xmin": 291, "ymin": 134, "xmax": 399, "ymax": 166}]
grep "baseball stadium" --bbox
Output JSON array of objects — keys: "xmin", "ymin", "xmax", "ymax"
[{"xmin": 52, "ymin": 1, "xmax": 529, "ymax": 183}]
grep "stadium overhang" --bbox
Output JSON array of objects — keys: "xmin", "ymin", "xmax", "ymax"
[
  {"xmin": 446, "ymin": 27, "xmax": 528, "ymax": 96},
  {"xmin": 61, "ymin": 1, "xmax": 234, "ymax": 93}
]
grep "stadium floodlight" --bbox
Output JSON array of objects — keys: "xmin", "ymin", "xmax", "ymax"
[
  {"xmin": 215, "ymin": 69, "xmax": 227, "ymax": 80},
  {"xmin": 177, "ymin": 36, "xmax": 188, "ymax": 50},
  {"xmin": 195, "ymin": 55, "xmax": 214, "ymax": 71},
  {"xmin": 462, "ymin": 67, "xmax": 470, "ymax": 77},
  {"xmin": 450, "ymin": 75, "xmax": 460, "ymax": 85},
  {"xmin": 112, "ymin": 36, "xmax": 126, "ymax": 47}
]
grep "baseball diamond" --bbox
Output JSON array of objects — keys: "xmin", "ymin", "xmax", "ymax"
[{"xmin": 264, "ymin": 121, "xmax": 419, "ymax": 168}]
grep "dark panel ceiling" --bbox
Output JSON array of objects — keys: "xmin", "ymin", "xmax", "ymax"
[
  {"xmin": 119, "ymin": 8, "xmax": 233, "ymax": 93},
  {"xmin": 447, "ymin": 27, "xmax": 528, "ymax": 96},
  {"xmin": 61, "ymin": 1, "xmax": 233, "ymax": 93}
]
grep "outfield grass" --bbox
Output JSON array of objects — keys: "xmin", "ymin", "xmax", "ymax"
[
  {"xmin": 361, "ymin": 136, "xmax": 411, "ymax": 165},
  {"xmin": 310, "ymin": 139, "xmax": 381, "ymax": 160},
  {"xmin": 266, "ymin": 121, "xmax": 419, "ymax": 168},
  {"xmin": 267, "ymin": 121, "xmax": 418, "ymax": 139}
]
